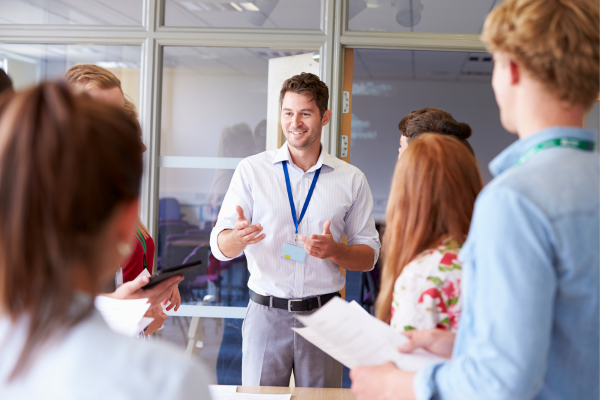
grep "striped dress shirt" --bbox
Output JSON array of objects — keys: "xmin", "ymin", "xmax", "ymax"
[{"xmin": 210, "ymin": 143, "xmax": 381, "ymax": 299}]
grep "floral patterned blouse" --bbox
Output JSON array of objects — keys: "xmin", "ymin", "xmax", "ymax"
[{"xmin": 390, "ymin": 241, "xmax": 462, "ymax": 333}]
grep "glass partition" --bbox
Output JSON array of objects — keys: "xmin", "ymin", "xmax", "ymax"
[
  {"xmin": 164, "ymin": 0, "xmax": 322, "ymax": 29},
  {"xmin": 0, "ymin": 0, "xmax": 143, "ymax": 25},
  {"xmin": 158, "ymin": 316, "xmax": 243, "ymax": 384},
  {"xmin": 0, "ymin": 44, "xmax": 141, "ymax": 107},
  {"xmin": 349, "ymin": 48, "xmax": 515, "ymax": 222},
  {"xmin": 159, "ymin": 46, "xmax": 315, "ymax": 303},
  {"xmin": 347, "ymin": 0, "xmax": 502, "ymax": 34}
]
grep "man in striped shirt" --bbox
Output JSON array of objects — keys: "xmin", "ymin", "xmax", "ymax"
[{"xmin": 210, "ymin": 72, "xmax": 381, "ymax": 388}]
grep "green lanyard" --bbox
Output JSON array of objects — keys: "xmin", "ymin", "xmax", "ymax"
[
  {"xmin": 515, "ymin": 137, "xmax": 596, "ymax": 167},
  {"xmin": 135, "ymin": 228, "xmax": 147, "ymax": 271}
]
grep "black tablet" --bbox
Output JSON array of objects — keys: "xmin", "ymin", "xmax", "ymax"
[{"xmin": 141, "ymin": 259, "xmax": 202, "ymax": 289}]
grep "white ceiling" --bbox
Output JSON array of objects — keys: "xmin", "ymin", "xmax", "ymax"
[
  {"xmin": 165, "ymin": 0, "xmax": 322, "ymax": 29},
  {"xmin": 0, "ymin": 0, "xmax": 501, "ymax": 34},
  {"xmin": 0, "ymin": 0, "xmax": 142, "ymax": 25},
  {"xmin": 349, "ymin": 0, "xmax": 502, "ymax": 34},
  {"xmin": 354, "ymin": 48, "xmax": 493, "ymax": 82}
]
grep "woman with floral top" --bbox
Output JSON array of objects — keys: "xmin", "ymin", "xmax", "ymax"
[{"xmin": 377, "ymin": 134, "xmax": 483, "ymax": 334}]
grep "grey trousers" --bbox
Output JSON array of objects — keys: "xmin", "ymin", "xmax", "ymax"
[{"xmin": 241, "ymin": 299, "xmax": 343, "ymax": 388}]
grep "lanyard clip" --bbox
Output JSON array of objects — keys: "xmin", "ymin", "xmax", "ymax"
[{"xmin": 294, "ymin": 233, "xmax": 298, "ymax": 244}]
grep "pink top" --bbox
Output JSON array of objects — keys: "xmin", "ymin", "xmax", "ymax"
[{"xmin": 390, "ymin": 241, "xmax": 463, "ymax": 333}]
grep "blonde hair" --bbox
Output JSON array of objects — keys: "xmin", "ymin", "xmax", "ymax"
[
  {"xmin": 481, "ymin": 0, "xmax": 599, "ymax": 109},
  {"xmin": 65, "ymin": 64, "xmax": 146, "ymax": 237},
  {"xmin": 376, "ymin": 134, "xmax": 483, "ymax": 323},
  {"xmin": 65, "ymin": 64, "xmax": 122, "ymax": 93}
]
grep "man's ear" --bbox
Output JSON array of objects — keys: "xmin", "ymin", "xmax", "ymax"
[
  {"xmin": 509, "ymin": 59, "xmax": 520, "ymax": 85},
  {"xmin": 321, "ymin": 109, "xmax": 333, "ymax": 126}
]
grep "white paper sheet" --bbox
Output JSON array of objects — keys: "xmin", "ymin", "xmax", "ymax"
[
  {"xmin": 293, "ymin": 298, "xmax": 446, "ymax": 371},
  {"xmin": 138, "ymin": 269, "xmax": 152, "ymax": 278},
  {"xmin": 94, "ymin": 296, "xmax": 152, "ymax": 337},
  {"xmin": 229, "ymin": 393, "xmax": 291, "ymax": 400},
  {"xmin": 208, "ymin": 385, "xmax": 237, "ymax": 400}
]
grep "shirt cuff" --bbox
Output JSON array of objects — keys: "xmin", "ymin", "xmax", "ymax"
[
  {"xmin": 414, "ymin": 361, "xmax": 445, "ymax": 400},
  {"xmin": 209, "ymin": 224, "xmax": 240, "ymax": 261}
]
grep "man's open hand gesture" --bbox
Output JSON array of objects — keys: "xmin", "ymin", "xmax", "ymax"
[
  {"xmin": 299, "ymin": 220, "xmax": 340, "ymax": 259},
  {"xmin": 233, "ymin": 205, "xmax": 265, "ymax": 245}
]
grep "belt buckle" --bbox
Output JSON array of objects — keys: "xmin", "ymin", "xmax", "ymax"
[{"xmin": 288, "ymin": 299, "xmax": 303, "ymax": 312}]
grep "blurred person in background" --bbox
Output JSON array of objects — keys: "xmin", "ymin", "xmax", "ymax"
[
  {"xmin": 65, "ymin": 64, "xmax": 180, "ymax": 334},
  {"xmin": 0, "ymin": 82, "xmax": 211, "ymax": 398},
  {"xmin": 397, "ymin": 107, "xmax": 474, "ymax": 157},
  {"xmin": 378, "ymin": 134, "xmax": 482, "ymax": 335}
]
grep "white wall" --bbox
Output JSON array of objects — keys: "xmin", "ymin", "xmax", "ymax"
[
  {"xmin": 161, "ymin": 68, "xmax": 267, "ymax": 158},
  {"xmin": 159, "ymin": 68, "xmax": 269, "ymax": 206}
]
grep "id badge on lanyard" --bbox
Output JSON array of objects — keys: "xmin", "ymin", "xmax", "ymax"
[{"xmin": 280, "ymin": 161, "xmax": 321, "ymax": 264}]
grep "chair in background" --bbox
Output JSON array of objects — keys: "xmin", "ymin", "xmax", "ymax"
[
  {"xmin": 157, "ymin": 221, "xmax": 199, "ymax": 266},
  {"xmin": 163, "ymin": 235, "xmax": 207, "ymax": 270},
  {"xmin": 158, "ymin": 197, "xmax": 181, "ymax": 220}
]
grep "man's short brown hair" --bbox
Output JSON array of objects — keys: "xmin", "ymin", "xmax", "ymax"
[
  {"xmin": 279, "ymin": 72, "xmax": 329, "ymax": 118},
  {"xmin": 481, "ymin": 0, "xmax": 599, "ymax": 109}
]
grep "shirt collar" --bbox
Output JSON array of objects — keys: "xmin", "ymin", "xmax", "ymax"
[
  {"xmin": 489, "ymin": 126, "xmax": 597, "ymax": 177},
  {"xmin": 272, "ymin": 141, "xmax": 336, "ymax": 172}
]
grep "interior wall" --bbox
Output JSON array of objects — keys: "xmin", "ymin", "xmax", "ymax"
[
  {"xmin": 159, "ymin": 68, "xmax": 268, "ymax": 204},
  {"xmin": 350, "ymin": 78, "xmax": 516, "ymax": 221},
  {"xmin": 160, "ymin": 68, "xmax": 267, "ymax": 159}
]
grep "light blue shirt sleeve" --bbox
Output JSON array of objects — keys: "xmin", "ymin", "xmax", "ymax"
[{"xmin": 415, "ymin": 186, "xmax": 556, "ymax": 400}]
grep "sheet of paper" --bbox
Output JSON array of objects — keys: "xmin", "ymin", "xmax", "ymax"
[
  {"xmin": 94, "ymin": 296, "xmax": 152, "ymax": 337},
  {"xmin": 138, "ymin": 269, "xmax": 152, "ymax": 278},
  {"xmin": 293, "ymin": 297, "xmax": 446, "ymax": 371},
  {"xmin": 229, "ymin": 393, "xmax": 291, "ymax": 400},
  {"xmin": 208, "ymin": 385, "xmax": 237, "ymax": 400}
]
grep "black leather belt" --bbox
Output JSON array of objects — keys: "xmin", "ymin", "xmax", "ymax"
[{"xmin": 249, "ymin": 289, "xmax": 341, "ymax": 312}]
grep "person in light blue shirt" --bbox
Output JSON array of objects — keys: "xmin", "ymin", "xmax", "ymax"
[{"xmin": 349, "ymin": 0, "xmax": 599, "ymax": 399}]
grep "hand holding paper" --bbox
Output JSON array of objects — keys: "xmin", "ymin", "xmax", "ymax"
[{"xmin": 292, "ymin": 297, "xmax": 446, "ymax": 371}]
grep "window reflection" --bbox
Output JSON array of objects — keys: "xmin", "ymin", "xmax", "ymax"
[
  {"xmin": 158, "ymin": 317, "xmax": 243, "ymax": 384},
  {"xmin": 0, "ymin": 0, "xmax": 143, "ymax": 25},
  {"xmin": 348, "ymin": 0, "xmax": 502, "ymax": 34},
  {"xmin": 158, "ymin": 47, "xmax": 314, "ymax": 308},
  {"xmin": 0, "ymin": 44, "xmax": 141, "ymax": 105},
  {"xmin": 164, "ymin": 0, "xmax": 322, "ymax": 29},
  {"xmin": 349, "ymin": 49, "xmax": 514, "ymax": 222}
]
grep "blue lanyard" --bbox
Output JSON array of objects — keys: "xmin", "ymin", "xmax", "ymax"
[{"xmin": 282, "ymin": 161, "xmax": 321, "ymax": 236}]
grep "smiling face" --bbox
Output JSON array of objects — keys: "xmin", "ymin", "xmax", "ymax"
[{"xmin": 281, "ymin": 91, "xmax": 331, "ymax": 152}]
